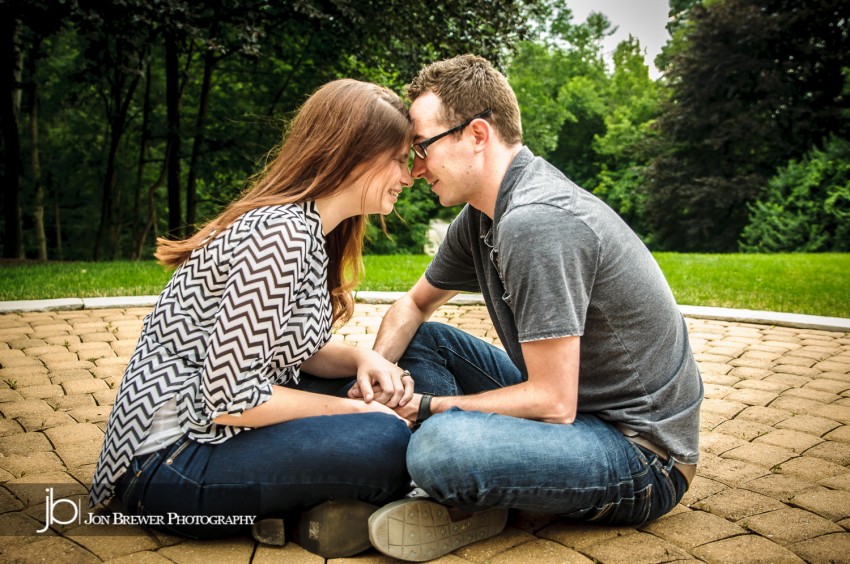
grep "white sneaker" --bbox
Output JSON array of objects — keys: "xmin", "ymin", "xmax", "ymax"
[{"xmin": 368, "ymin": 498, "xmax": 508, "ymax": 562}]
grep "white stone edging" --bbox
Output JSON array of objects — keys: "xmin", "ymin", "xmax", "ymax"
[{"xmin": 1, "ymin": 293, "xmax": 847, "ymax": 333}]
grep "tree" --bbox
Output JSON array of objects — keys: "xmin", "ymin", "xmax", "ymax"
[
  {"xmin": 655, "ymin": 0, "xmax": 700, "ymax": 72},
  {"xmin": 1, "ymin": 0, "xmax": 79, "ymax": 259},
  {"xmin": 740, "ymin": 136, "xmax": 850, "ymax": 252},
  {"xmin": 3, "ymin": 0, "xmax": 544, "ymax": 259},
  {"xmin": 508, "ymin": 7, "xmax": 666, "ymax": 237},
  {"xmin": 644, "ymin": 0, "xmax": 850, "ymax": 251},
  {"xmin": 508, "ymin": 6, "xmax": 613, "ymax": 188},
  {"xmin": 1, "ymin": 14, "xmax": 25, "ymax": 258},
  {"xmin": 78, "ymin": 4, "xmax": 151, "ymax": 259},
  {"xmin": 25, "ymin": 31, "xmax": 47, "ymax": 260},
  {"xmin": 592, "ymin": 37, "xmax": 663, "ymax": 235}
]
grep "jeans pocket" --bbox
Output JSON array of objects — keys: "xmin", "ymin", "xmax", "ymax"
[
  {"xmin": 628, "ymin": 443, "xmax": 685, "ymax": 524},
  {"xmin": 118, "ymin": 451, "xmax": 161, "ymax": 512},
  {"xmin": 586, "ymin": 482, "xmax": 653, "ymax": 525},
  {"xmin": 583, "ymin": 441, "xmax": 656, "ymax": 525},
  {"xmin": 654, "ymin": 458, "xmax": 677, "ymax": 499},
  {"xmin": 644, "ymin": 456, "xmax": 684, "ymax": 523},
  {"xmin": 164, "ymin": 438, "xmax": 191, "ymax": 467}
]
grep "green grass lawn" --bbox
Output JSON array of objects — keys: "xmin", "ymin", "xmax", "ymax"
[
  {"xmin": 653, "ymin": 253, "xmax": 849, "ymax": 318},
  {"xmin": 1, "ymin": 253, "xmax": 848, "ymax": 318}
]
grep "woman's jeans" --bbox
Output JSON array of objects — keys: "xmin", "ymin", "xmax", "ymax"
[
  {"xmin": 400, "ymin": 322, "xmax": 688, "ymax": 526},
  {"xmin": 117, "ymin": 375, "xmax": 410, "ymax": 539}
]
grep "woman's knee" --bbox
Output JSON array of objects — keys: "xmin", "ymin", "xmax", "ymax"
[{"xmin": 356, "ymin": 415, "xmax": 411, "ymax": 471}]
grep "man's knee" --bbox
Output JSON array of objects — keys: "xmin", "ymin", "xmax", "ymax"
[
  {"xmin": 411, "ymin": 321, "xmax": 455, "ymax": 346},
  {"xmin": 406, "ymin": 412, "xmax": 486, "ymax": 494},
  {"xmin": 407, "ymin": 416, "xmax": 459, "ymax": 485}
]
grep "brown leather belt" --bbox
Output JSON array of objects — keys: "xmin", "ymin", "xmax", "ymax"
[{"xmin": 617, "ymin": 424, "xmax": 696, "ymax": 487}]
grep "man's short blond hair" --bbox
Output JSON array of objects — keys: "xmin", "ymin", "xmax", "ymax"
[{"xmin": 406, "ymin": 54, "xmax": 522, "ymax": 145}]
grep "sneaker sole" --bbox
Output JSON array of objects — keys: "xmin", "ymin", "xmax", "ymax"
[
  {"xmin": 368, "ymin": 499, "xmax": 508, "ymax": 562},
  {"xmin": 292, "ymin": 499, "xmax": 377, "ymax": 558}
]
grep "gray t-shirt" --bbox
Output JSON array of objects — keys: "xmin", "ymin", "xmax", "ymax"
[{"xmin": 426, "ymin": 147, "xmax": 702, "ymax": 464}]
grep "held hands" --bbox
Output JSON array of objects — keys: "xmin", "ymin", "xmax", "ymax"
[
  {"xmin": 347, "ymin": 350, "xmax": 415, "ymax": 408},
  {"xmin": 392, "ymin": 392, "xmax": 426, "ymax": 425}
]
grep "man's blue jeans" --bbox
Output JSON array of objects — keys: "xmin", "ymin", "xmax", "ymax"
[
  {"xmin": 116, "ymin": 378, "xmax": 410, "ymax": 539},
  {"xmin": 399, "ymin": 322, "xmax": 687, "ymax": 525}
]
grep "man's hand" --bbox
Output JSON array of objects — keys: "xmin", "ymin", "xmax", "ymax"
[{"xmin": 392, "ymin": 392, "xmax": 423, "ymax": 425}]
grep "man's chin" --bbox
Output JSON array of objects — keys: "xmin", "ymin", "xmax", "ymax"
[{"xmin": 435, "ymin": 193, "xmax": 456, "ymax": 207}]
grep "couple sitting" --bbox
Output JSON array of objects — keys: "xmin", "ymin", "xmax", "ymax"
[{"xmin": 90, "ymin": 54, "xmax": 702, "ymax": 562}]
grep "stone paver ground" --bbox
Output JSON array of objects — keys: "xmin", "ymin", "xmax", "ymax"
[{"xmin": 0, "ymin": 303, "xmax": 849, "ymax": 563}]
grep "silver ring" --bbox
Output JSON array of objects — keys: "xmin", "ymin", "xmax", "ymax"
[{"xmin": 400, "ymin": 369, "xmax": 412, "ymax": 379}]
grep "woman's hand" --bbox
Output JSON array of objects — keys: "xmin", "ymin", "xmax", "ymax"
[
  {"xmin": 357, "ymin": 396, "xmax": 414, "ymax": 428},
  {"xmin": 347, "ymin": 350, "xmax": 415, "ymax": 407},
  {"xmin": 213, "ymin": 385, "xmax": 414, "ymax": 428}
]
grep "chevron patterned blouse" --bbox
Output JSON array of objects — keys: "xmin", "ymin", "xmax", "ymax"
[{"xmin": 89, "ymin": 202, "xmax": 333, "ymax": 506}]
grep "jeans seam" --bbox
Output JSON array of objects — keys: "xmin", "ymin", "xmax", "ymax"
[
  {"xmin": 629, "ymin": 442, "xmax": 681, "ymax": 523},
  {"xmin": 121, "ymin": 451, "xmax": 161, "ymax": 503},
  {"xmin": 655, "ymin": 457, "xmax": 678, "ymax": 501},
  {"xmin": 436, "ymin": 344, "xmax": 508, "ymax": 390},
  {"xmin": 154, "ymin": 437, "xmax": 205, "ymax": 487}
]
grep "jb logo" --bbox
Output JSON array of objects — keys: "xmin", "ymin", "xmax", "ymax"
[{"xmin": 37, "ymin": 488, "xmax": 82, "ymax": 533}]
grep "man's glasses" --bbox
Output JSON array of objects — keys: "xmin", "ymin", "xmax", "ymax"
[{"xmin": 411, "ymin": 109, "xmax": 492, "ymax": 160}]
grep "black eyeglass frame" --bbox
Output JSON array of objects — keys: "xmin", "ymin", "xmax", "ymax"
[{"xmin": 411, "ymin": 109, "xmax": 493, "ymax": 159}]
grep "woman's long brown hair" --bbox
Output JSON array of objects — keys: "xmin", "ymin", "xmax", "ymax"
[{"xmin": 155, "ymin": 79, "xmax": 412, "ymax": 325}]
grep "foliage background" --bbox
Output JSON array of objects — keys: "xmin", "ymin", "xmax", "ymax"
[{"xmin": 1, "ymin": 0, "xmax": 848, "ymax": 260}]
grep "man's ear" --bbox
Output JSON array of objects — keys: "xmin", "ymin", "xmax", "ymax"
[{"xmin": 469, "ymin": 118, "xmax": 491, "ymax": 153}]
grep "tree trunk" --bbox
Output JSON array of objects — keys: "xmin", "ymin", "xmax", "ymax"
[
  {"xmin": 136, "ymin": 163, "xmax": 166, "ymax": 260},
  {"xmin": 1, "ymin": 18, "xmax": 24, "ymax": 259},
  {"xmin": 131, "ymin": 63, "xmax": 152, "ymax": 259},
  {"xmin": 94, "ymin": 116, "xmax": 122, "ymax": 260},
  {"xmin": 186, "ymin": 50, "xmax": 215, "ymax": 234},
  {"xmin": 93, "ymin": 41, "xmax": 142, "ymax": 260},
  {"xmin": 165, "ymin": 31, "xmax": 182, "ymax": 238},
  {"xmin": 27, "ymin": 37, "xmax": 47, "ymax": 260},
  {"xmin": 53, "ymin": 186, "xmax": 63, "ymax": 260},
  {"xmin": 267, "ymin": 30, "xmax": 314, "ymax": 117}
]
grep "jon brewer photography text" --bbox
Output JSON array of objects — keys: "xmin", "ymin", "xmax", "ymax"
[{"xmin": 37, "ymin": 488, "xmax": 255, "ymax": 533}]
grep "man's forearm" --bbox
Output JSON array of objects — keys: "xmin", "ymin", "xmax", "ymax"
[
  {"xmin": 405, "ymin": 380, "xmax": 576, "ymax": 425},
  {"xmin": 405, "ymin": 336, "xmax": 581, "ymax": 425},
  {"xmin": 372, "ymin": 295, "xmax": 427, "ymax": 363}
]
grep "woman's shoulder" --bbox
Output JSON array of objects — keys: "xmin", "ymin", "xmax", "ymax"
[
  {"xmin": 226, "ymin": 203, "xmax": 323, "ymax": 249},
  {"xmin": 232, "ymin": 203, "xmax": 311, "ymax": 233},
  {"xmin": 242, "ymin": 203, "xmax": 306, "ymax": 223}
]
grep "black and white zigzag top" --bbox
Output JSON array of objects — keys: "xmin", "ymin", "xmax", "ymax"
[{"xmin": 89, "ymin": 202, "xmax": 333, "ymax": 506}]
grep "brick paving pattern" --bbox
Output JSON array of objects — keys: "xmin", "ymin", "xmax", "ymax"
[{"xmin": 0, "ymin": 303, "xmax": 848, "ymax": 563}]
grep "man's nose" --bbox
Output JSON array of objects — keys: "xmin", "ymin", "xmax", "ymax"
[{"xmin": 411, "ymin": 155, "xmax": 427, "ymax": 179}]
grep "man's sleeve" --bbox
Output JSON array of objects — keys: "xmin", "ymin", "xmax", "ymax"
[
  {"xmin": 498, "ymin": 204, "xmax": 601, "ymax": 342},
  {"xmin": 425, "ymin": 206, "xmax": 481, "ymax": 292}
]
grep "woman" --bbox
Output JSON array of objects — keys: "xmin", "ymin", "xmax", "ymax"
[{"xmin": 89, "ymin": 79, "xmax": 415, "ymax": 558}]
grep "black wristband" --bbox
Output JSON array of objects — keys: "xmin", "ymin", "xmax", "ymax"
[{"xmin": 416, "ymin": 393, "xmax": 434, "ymax": 424}]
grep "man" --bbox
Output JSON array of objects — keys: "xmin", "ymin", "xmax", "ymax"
[{"xmin": 363, "ymin": 54, "xmax": 703, "ymax": 562}]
